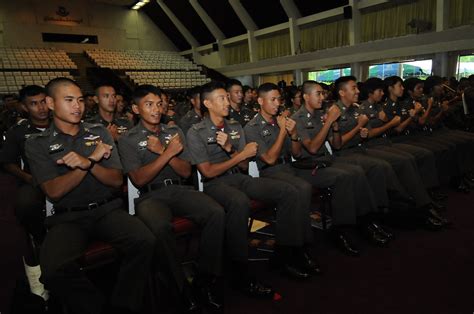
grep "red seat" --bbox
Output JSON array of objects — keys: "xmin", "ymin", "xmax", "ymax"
[
  {"xmin": 172, "ymin": 217, "xmax": 196, "ymax": 235},
  {"xmin": 80, "ymin": 241, "xmax": 117, "ymax": 269}
]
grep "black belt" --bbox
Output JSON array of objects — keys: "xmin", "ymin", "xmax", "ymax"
[
  {"xmin": 139, "ymin": 178, "xmax": 182, "ymax": 193},
  {"xmin": 261, "ymin": 156, "xmax": 292, "ymax": 170},
  {"xmin": 53, "ymin": 196, "xmax": 119, "ymax": 215},
  {"xmin": 202, "ymin": 167, "xmax": 240, "ymax": 183}
]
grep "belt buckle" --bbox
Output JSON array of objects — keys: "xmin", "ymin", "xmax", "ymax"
[
  {"xmin": 88, "ymin": 202, "xmax": 99, "ymax": 210},
  {"xmin": 163, "ymin": 178, "xmax": 173, "ymax": 186}
]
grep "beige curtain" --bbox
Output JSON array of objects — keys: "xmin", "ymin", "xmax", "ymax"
[
  {"xmin": 257, "ymin": 31, "xmax": 291, "ymax": 60},
  {"xmin": 361, "ymin": 0, "xmax": 436, "ymax": 42},
  {"xmin": 300, "ymin": 20, "xmax": 349, "ymax": 53},
  {"xmin": 224, "ymin": 41, "xmax": 250, "ymax": 65},
  {"xmin": 449, "ymin": 0, "xmax": 474, "ymax": 28}
]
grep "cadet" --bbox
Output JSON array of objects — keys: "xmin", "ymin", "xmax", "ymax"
[
  {"xmin": 25, "ymin": 78, "xmax": 155, "ymax": 314},
  {"xmin": 187, "ymin": 81, "xmax": 318, "ymax": 296},
  {"xmin": 292, "ymin": 81, "xmax": 392, "ymax": 253},
  {"xmin": 178, "ymin": 86, "xmax": 204, "ymax": 135},
  {"xmin": 118, "ymin": 85, "xmax": 225, "ymax": 312},
  {"xmin": 225, "ymin": 79, "xmax": 255, "ymax": 126},
  {"xmin": 1, "ymin": 85, "xmax": 49, "ymax": 243},
  {"xmin": 87, "ymin": 84, "xmax": 133, "ymax": 140},
  {"xmin": 332, "ymin": 76, "xmax": 410, "ymax": 210}
]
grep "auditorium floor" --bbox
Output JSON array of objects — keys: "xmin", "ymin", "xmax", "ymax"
[{"xmin": 1, "ymin": 172, "xmax": 473, "ymax": 314}]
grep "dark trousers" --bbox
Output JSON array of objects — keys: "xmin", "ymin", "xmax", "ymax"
[
  {"xmin": 15, "ymin": 183, "xmax": 46, "ymax": 242},
  {"xmin": 136, "ymin": 185, "xmax": 225, "ymax": 291},
  {"xmin": 204, "ymin": 173, "xmax": 308, "ymax": 262},
  {"xmin": 40, "ymin": 199, "xmax": 155, "ymax": 314}
]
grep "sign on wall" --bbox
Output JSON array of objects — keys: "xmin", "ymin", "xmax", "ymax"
[{"xmin": 38, "ymin": 1, "xmax": 87, "ymax": 26}]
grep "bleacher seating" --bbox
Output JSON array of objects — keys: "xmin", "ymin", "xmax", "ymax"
[
  {"xmin": 0, "ymin": 48, "xmax": 76, "ymax": 94},
  {"xmin": 86, "ymin": 49, "xmax": 211, "ymax": 89}
]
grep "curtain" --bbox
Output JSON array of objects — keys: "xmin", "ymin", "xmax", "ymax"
[
  {"xmin": 361, "ymin": 0, "xmax": 436, "ymax": 42},
  {"xmin": 259, "ymin": 72, "xmax": 294, "ymax": 85},
  {"xmin": 224, "ymin": 41, "xmax": 250, "ymax": 65},
  {"xmin": 300, "ymin": 20, "xmax": 349, "ymax": 53},
  {"xmin": 256, "ymin": 31, "xmax": 291, "ymax": 60},
  {"xmin": 449, "ymin": 0, "xmax": 474, "ymax": 28}
]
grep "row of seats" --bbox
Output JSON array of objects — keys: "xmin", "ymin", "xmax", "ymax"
[
  {"xmin": 126, "ymin": 70, "xmax": 210, "ymax": 89},
  {"xmin": 86, "ymin": 49, "xmax": 198, "ymax": 71},
  {"xmin": 0, "ymin": 71, "xmax": 74, "ymax": 93},
  {"xmin": 0, "ymin": 47, "xmax": 77, "ymax": 70}
]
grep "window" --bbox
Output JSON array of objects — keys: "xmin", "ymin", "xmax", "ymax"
[
  {"xmin": 368, "ymin": 60, "xmax": 432, "ymax": 80},
  {"xmin": 456, "ymin": 54, "xmax": 474, "ymax": 79},
  {"xmin": 307, "ymin": 67, "xmax": 351, "ymax": 84}
]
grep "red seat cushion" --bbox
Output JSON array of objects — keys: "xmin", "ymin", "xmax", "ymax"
[
  {"xmin": 80, "ymin": 241, "xmax": 117, "ymax": 267},
  {"xmin": 172, "ymin": 217, "xmax": 196, "ymax": 235},
  {"xmin": 250, "ymin": 200, "xmax": 267, "ymax": 211}
]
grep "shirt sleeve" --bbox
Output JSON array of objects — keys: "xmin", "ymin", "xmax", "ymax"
[
  {"xmin": 25, "ymin": 137, "xmax": 60, "ymax": 186},
  {"xmin": 244, "ymin": 124, "xmax": 268, "ymax": 157},
  {"xmin": 117, "ymin": 135, "xmax": 141, "ymax": 174},
  {"xmin": 175, "ymin": 127, "xmax": 191, "ymax": 162},
  {"xmin": 236, "ymin": 124, "xmax": 246, "ymax": 151},
  {"xmin": 186, "ymin": 127, "xmax": 209, "ymax": 165},
  {"xmin": 97, "ymin": 127, "xmax": 122, "ymax": 170},
  {"xmin": 294, "ymin": 116, "xmax": 311, "ymax": 141}
]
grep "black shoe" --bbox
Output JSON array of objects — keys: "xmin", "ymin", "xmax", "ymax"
[
  {"xmin": 197, "ymin": 277, "xmax": 223, "ymax": 312},
  {"xmin": 330, "ymin": 230, "xmax": 360, "ymax": 257},
  {"xmin": 300, "ymin": 250, "xmax": 323, "ymax": 275},
  {"xmin": 269, "ymin": 254, "xmax": 311, "ymax": 280},
  {"xmin": 180, "ymin": 283, "xmax": 201, "ymax": 313},
  {"xmin": 428, "ymin": 207, "xmax": 452, "ymax": 226},
  {"xmin": 457, "ymin": 182, "xmax": 470, "ymax": 194},
  {"xmin": 431, "ymin": 201, "xmax": 446, "ymax": 212},
  {"xmin": 421, "ymin": 216, "xmax": 444, "ymax": 231},
  {"xmin": 371, "ymin": 222, "xmax": 394, "ymax": 240},
  {"xmin": 234, "ymin": 277, "xmax": 274, "ymax": 299},
  {"xmin": 361, "ymin": 224, "xmax": 390, "ymax": 247},
  {"xmin": 430, "ymin": 190, "xmax": 448, "ymax": 201}
]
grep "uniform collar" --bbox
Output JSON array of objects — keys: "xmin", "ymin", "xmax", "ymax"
[
  {"xmin": 204, "ymin": 117, "xmax": 228, "ymax": 131},
  {"xmin": 49, "ymin": 121, "xmax": 87, "ymax": 140},
  {"xmin": 136, "ymin": 119, "xmax": 162, "ymax": 136}
]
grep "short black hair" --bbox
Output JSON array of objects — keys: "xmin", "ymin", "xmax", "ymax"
[
  {"xmin": 301, "ymin": 80, "xmax": 321, "ymax": 96},
  {"xmin": 225, "ymin": 79, "xmax": 242, "ymax": 92},
  {"xmin": 257, "ymin": 82, "xmax": 279, "ymax": 97},
  {"xmin": 243, "ymin": 85, "xmax": 253, "ymax": 94},
  {"xmin": 19, "ymin": 85, "xmax": 46, "ymax": 103},
  {"xmin": 403, "ymin": 77, "xmax": 423, "ymax": 93},
  {"xmin": 364, "ymin": 77, "xmax": 385, "ymax": 94},
  {"xmin": 333, "ymin": 76, "xmax": 357, "ymax": 99},
  {"xmin": 3, "ymin": 94, "xmax": 18, "ymax": 101},
  {"xmin": 187, "ymin": 86, "xmax": 201, "ymax": 99},
  {"xmin": 45, "ymin": 77, "xmax": 81, "ymax": 98},
  {"xmin": 423, "ymin": 76, "xmax": 443, "ymax": 95},
  {"xmin": 94, "ymin": 83, "xmax": 116, "ymax": 96},
  {"xmin": 200, "ymin": 81, "xmax": 226, "ymax": 113},
  {"xmin": 132, "ymin": 84, "xmax": 162, "ymax": 105},
  {"xmin": 383, "ymin": 76, "xmax": 403, "ymax": 96}
]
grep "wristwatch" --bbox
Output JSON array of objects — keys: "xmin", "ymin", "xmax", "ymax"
[
  {"xmin": 86, "ymin": 157, "xmax": 97, "ymax": 171},
  {"xmin": 291, "ymin": 136, "xmax": 301, "ymax": 142}
]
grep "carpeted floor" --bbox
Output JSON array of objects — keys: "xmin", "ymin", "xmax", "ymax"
[{"xmin": 1, "ymin": 171, "xmax": 473, "ymax": 314}]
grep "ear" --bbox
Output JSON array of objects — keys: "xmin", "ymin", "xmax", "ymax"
[
  {"xmin": 203, "ymin": 98, "xmax": 212, "ymax": 110},
  {"xmin": 302, "ymin": 93, "xmax": 309, "ymax": 103},
  {"xmin": 93, "ymin": 95, "xmax": 99, "ymax": 104},
  {"xmin": 45, "ymin": 96, "xmax": 55, "ymax": 111},
  {"xmin": 257, "ymin": 96, "xmax": 264, "ymax": 106},
  {"xmin": 131, "ymin": 104, "xmax": 140, "ymax": 115}
]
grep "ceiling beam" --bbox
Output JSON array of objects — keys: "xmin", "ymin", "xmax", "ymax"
[
  {"xmin": 228, "ymin": 0, "xmax": 258, "ymax": 31},
  {"xmin": 189, "ymin": 0, "xmax": 225, "ymax": 41},
  {"xmin": 155, "ymin": 0, "xmax": 199, "ymax": 47},
  {"xmin": 280, "ymin": 0, "xmax": 301, "ymax": 19}
]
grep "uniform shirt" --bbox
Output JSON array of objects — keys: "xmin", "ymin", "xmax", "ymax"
[
  {"xmin": 118, "ymin": 120, "xmax": 190, "ymax": 184},
  {"xmin": 244, "ymin": 113, "xmax": 292, "ymax": 173},
  {"xmin": 187, "ymin": 117, "xmax": 245, "ymax": 166},
  {"xmin": 384, "ymin": 97, "xmax": 419, "ymax": 135},
  {"xmin": 25, "ymin": 122, "xmax": 122, "ymax": 208},
  {"xmin": 178, "ymin": 110, "xmax": 203, "ymax": 135},
  {"xmin": 87, "ymin": 113, "xmax": 133, "ymax": 135},
  {"xmin": 358, "ymin": 100, "xmax": 390, "ymax": 146},
  {"xmin": 335, "ymin": 100, "xmax": 363, "ymax": 149},
  {"xmin": 292, "ymin": 105, "xmax": 332, "ymax": 158},
  {"xmin": 0, "ymin": 119, "xmax": 48, "ymax": 173},
  {"xmin": 227, "ymin": 105, "xmax": 254, "ymax": 127}
]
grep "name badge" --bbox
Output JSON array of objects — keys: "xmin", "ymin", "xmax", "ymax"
[{"xmin": 49, "ymin": 143, "xmax": 64, "ymax": 154}]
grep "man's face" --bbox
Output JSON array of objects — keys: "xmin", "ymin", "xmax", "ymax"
[
  {"xmin": 133, "ymin": 93, "xmax": 162, "ymax": 126},
  {"xmin": 190, "ymin": 94, "xmax": 201, "ymax": 111},
  {"xmin": 412, "ymin": 83, "xmax": 424, "ymax": 98},
  {"xmin": 85, "ymin": 95, "xmax": 95, "ymax": 111},
  {"xmin": 244, "ymin": 90, "xmax": 253, "ymax": 103},
  {"xmin": 95, "ymin": 86, "xmax": 116, "ymax": 113},
  {"xmin": 292, "ymin": 91, "xmax": 302, "ymax": 107},
  {"xmin": 23, "ymin": 93, "xmax": 49, "ymax": 121},
  {"xmin": 339, "ymin": 80, "xmax": 359, "ymax": 104},
  {"xmin": 228, "ymin": 85, "xmax": 243, "ymax": 105},
  {"xmin": 371, "ymin": 89, "xmax": 384, "ymax": 103},
  {"xmin": 48, "ymin": 83, "xmax": 84, "ymax": 124},
  {"xmin": 432, "ymin": 84, "xmax": 444, "ymax": 98},
  {"xmin": 390, "ymin": 81, "xmax": 404, "ymax": 98},
  {"xmin": 116, "ymin": 94, "xmax": 125, "ymax": 113},
  {"xmin": 258, "ymin": 89, "xmax": 281, "ymax": 117},
  {"xmin": 304, "ymin": 84, "xmax": 325, "ymax": 110},
  {"xmin": 4, "ymin": 96, "xmax": 18, "ymax": 110},
  {"xmin": 205, "ymin": 88, "xmax": 230, "ymax": 117}
]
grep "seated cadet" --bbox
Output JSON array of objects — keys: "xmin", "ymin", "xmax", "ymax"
[
  {"xmin": 160, "ymin": 91, "xmax": 178, "ymax": 125},
  {"xmin": 243, "ymin": 83, "xmax": 322, "ymax": 266},
  {"xmin": 118, "ymin": 85, "xmax": 225, "ymax": 312},
  {"xmin": 356, "ymin": 78, "xmax": 447, "ymax": 229},
  {"xmin": 242, "ymin": 85, "xmax": 258, "ymax": 113},
  {"xmin": 1, "ymin": 85, "xmax": 49, "ymax": 244},
  {"xmin": 225, "ymin": 79, "xmax": 255, "ymax": 126},
  {"xmin": 332, "ymin": 76, "xmax": 411, "ymax": 211},
  {"xmin": 386, "ymin": 77, "xmax": 467, "ymax": 192},
  {"xmin": 178, "ymin": 86, "xmax": 204, "ymax": 135},
  {"xmin": 87, "ymin": 84, "xmax": 133, "ymax": 141},
  {"xmin": 291, "ymin": 81, "xmax": 392, "ymax": 253},
  {"xmin": 25, "ymin": 78, "xmax": 155, "ymax": 314},
  {"xmin": 187, "ymin": 81, "xmax": 317, "ymax": 296},
  {"xmin": 83, "ymin": 93, "xmax": 97, "ymax": 120},
  {"xmin": 360, "ymin": 78, "xmax": 444, "ymax": 201}
]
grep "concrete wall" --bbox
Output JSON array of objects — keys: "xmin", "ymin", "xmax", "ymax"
[{"xmin": 0, "ymin": 0, "xmax": 176, "ymax": 52}]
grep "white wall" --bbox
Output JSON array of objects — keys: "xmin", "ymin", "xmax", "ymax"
[{"xmin": 0, "ymin": 0, "xmax": 176, "ymax": 52}]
